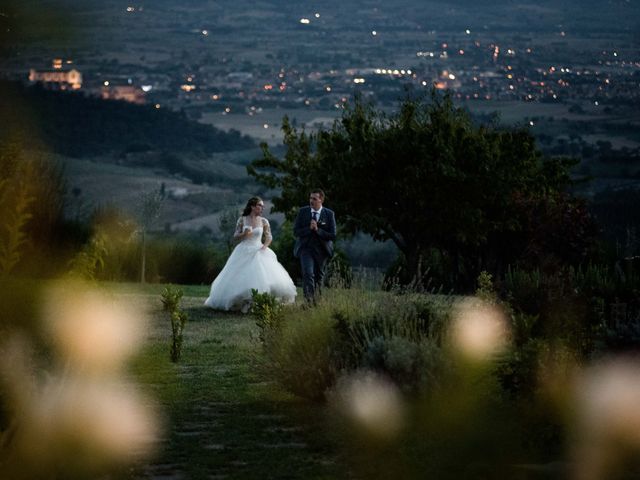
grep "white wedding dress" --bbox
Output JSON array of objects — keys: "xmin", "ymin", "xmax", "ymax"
[{"xmin": 204, "ymin": 216, "xmax": 297, "ymax": 311}]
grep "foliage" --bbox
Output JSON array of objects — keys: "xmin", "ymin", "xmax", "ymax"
[
  {"xmin": 248, "ymin": 90, "xmax": 591, "ymax": 290},
  {"xmin": 508, "ymin": 190, "xmax": 600, "ymax": 270},
  {"xmin": 138, "ymin": 187, "xmax": 164, "ymax": 284},
  {"xmin": 0, "ymin": 80, "xmax": 255, "ymax": 158},
  {"xmin": 0, "ymin": 139, "xmax": 70, "ymax": 277},
  {"xmin": 269, "ymin": 220, "xmax": 300, "ymax": 282},
  {"xmin": 324, "ymin": 249, "xmax": 353, "ymax": 288},
  {"xmin": 66, "ymin": 192, "xmax": 235, "ymax": 299},
  {"xmin": 170, "ymin": 310, "xmax": 188, "ymax": 363},
  {"xmin": 475, "ymin": 270, "xmax": 498, "ymax": 304},
  {"xmin": 67, "ymin": 232, "xmax": 108, "ymax": 280},
  {"xmin": 259, "ymin": 288, "xmax": 453, "ymax": 400},
  {"xmin": 495, "ymin": 261, "xmax": 640, "ymax": 400},
  {"xmin": 590, "ymin": 187, "xmax": 640, "ymax": 252},
  {"xmin": 217, "ymin": 208, "xmax": 240, "ymax": 256},
  {"xmin": 76, "ymin": 207, "xmax": 225, "ymax": 285},
  {"xmin": 161, "ymin": 285, "xmax": 184, "ymax": 313},
  {"xmin": 260, "ymin": 307, "xmax": 340, "ymax": 401},
  {"xmin": 383, "ymin": 252, "xmax": 442, "ymax": 294},
  {"xmin": 250, "ymin": 288, "xmax": 284, "ymax": 344},
  {"xmin": 82, "ymin": 207, "xmax": 138, "ymax": 281},
  {"xmin": 160, "ymin": 286, "xmax": 188, "ymax": 362},
  {"xmin": 0, "ymin": 170, "xmax": 34, "ymax": 275}
]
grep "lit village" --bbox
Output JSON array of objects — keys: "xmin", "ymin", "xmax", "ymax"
[{"xmin": 8, "ymin": 3, "xmax": 640, "ymax": 136}]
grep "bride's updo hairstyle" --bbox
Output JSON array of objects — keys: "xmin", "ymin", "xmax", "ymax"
[{"xmin": 242, "ymin": 196, "xmax": 263, "ymax": 216}]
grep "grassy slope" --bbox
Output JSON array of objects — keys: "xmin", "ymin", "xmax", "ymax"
[{"xmin": 123, "ymin": 288, "xmax": 350, "ymax": 479}]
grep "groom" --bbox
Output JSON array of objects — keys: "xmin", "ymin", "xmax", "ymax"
[{"xmin": 293, "ymin": 189, "xmax": 336, "ymax": 302}]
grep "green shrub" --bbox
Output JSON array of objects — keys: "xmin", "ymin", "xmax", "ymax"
[
  {"xmin": 264, "ymin": 310, "xmax": 339, "ymax": 401},
  {"xmin": 161, "ymin": 286, "xmax": 184, "ymax": 313},
  {"xmin": 504, "ymin": 266, "xmax": 543, "ymax": 314},
  {"xmin": 475, "ymin": 270, "xmax": 498, "ymax": 304},
  {"xmin": 269, "ymin": 220, "xmax": 300, "ymax": 282},
  {"xmin": 250, "ymin": 289, "xmax": 284, "ymax": 344},
  {"xmin": 170, "ymin": 310, "xmax": 188, "ymax": 363},
  {"xmin": 259, "ymin": 287, "xmax": 454, "ymax": 400},
  {"xmin": 160, "ymin": 286, "xmax": 188, "ymax": 362},
  {"xmin": 362, "ymin": 335, "xmax": 448, "ymax": 394},
  {"xmin": 325, "ymin": 249, "xmax": 353, "ymax": 288},
  {"xmin": 67, "ymin": 233, "xmax": 107, "ymax": 280}
]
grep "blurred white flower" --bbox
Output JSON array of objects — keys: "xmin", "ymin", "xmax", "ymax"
[
  {"xmin": 44, "ymin": 281, "xmax": 146, "ymax": 373},
  {"xmin": 331, "ymin": 371, "xmax": 405, "ymax": 439},
  {"xmin": 572, "ymin": 358, "xmax": 640, "ymax": 480},
  {"xmin": 15, "ymin": 378, "xmax": 159, "ymax": 471},
  {"xmin": 450, "ymin": 298, "xmax": 509, "ymax": 361}
]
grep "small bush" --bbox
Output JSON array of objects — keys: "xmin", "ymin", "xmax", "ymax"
[
  {"xmin": 170, "ymin": 310, "xmax": 188, "ymax": 363},
  {"xmin": 259, "ymin": 287, "xmax": 454, "ymax": 400},
  {"xmin": 264, "ymin": 311, "xmax": 339, "ymax": 401},
  {"xmin": 250, "ymin": 289, "xmax": 284, "ymax": 344},
  {"xmin": 161, "ymin": 285, "xmax": 184, "ymax": 313},
  {"xmin": 325, "ymin": 249, "xmax": 353, "ymax": 288},
  {"xmin": 160, "ymin": 286, "xmax": 188, "ymax": 362}
]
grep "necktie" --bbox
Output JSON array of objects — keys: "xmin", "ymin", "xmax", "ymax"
[{"xmin": 312, "ymin": 211, "xmax": 318, "ymax": 221}]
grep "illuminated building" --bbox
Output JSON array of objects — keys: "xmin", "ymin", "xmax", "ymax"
[{"xmin": 28, "ymin": 68, "xmax": 83, "ymax": 90}]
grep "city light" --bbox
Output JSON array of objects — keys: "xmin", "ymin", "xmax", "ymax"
[{"xmin": 18, "ymin": 0, "xmax": 634, "ymax": 149}]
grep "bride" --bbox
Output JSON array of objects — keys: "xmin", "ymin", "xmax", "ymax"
[{"xmin": 204, "ymin": 196, "xmax": 297, "ymax": 312}]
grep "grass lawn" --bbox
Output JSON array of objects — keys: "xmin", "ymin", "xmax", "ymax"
[{"xmin": 123, "ymin": 286, "xmax": 352, "ymax": 479}]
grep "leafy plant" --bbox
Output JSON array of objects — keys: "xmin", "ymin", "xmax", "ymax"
[
  {"xmin": 67, "ymin": 233, "xmax": 108, "ymax": 280},
  {"xmin": 170, "ymin": 310, "xmax": 188, "ymax": 363},
  {"xmin": 161, "ymin": 286, "xmax": 184, "ymax": 313},
  {"xmin": 325, "ymin": 249, "xmax": 353, "ymax": 288},
  {"xmin": 160, "ymin": 286, "xmax": 187, "ymax": 362},
  {"xmin": 250, "ymin": 289, "xmax": 284, "ymax": 345},
  {"xmin": 475, "ymin": 270, "xmax": 498, "ymax": 304},
  {"xmin": 0, "ymin": 179, "xmax": 34, "ymax": 275},
  {"xmin": 258, "ymin": 287, "xmax": 454, "ymax": 400},
  {"xmin": 0, "ymin": 149, "xmax": 35, "ymax": 276}
]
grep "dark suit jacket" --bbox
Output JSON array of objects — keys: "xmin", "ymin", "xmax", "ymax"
[{"xmin": 293, "ymin": 206, "xmax": 336, "ymax": 259}]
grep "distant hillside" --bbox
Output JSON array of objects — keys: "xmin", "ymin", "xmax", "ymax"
[{"xmin": 0, "ymin": 81, "xmax": 255, "ymax": 157}]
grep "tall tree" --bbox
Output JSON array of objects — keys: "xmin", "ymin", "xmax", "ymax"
[{"xmin": 248, "ymin": 91, "xmax": 593, "ymax": 289}]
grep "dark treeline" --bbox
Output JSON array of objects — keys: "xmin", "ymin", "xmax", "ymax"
[{"xmin": 0, "ymin": 80, "xmax": 255, "ymax": 157}]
